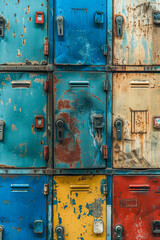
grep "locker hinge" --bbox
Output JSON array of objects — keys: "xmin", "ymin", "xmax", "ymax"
[
  {"xmin": 43, "ymin": 184, "xmax": 49, "ymax": 195},
  {"xmin": 44, "ymin": 41, "xmax": 49, "ymax": 56},
  {"xmin": 102, "ymin": 145, "xmax": 108, "ymax": 159},
  {"xmin": 102, "ymin": 183, "xmax": 108, "ymax": 195},
  {"xmin": 103, "ymin": 80, "xmax": 108, "ymax": 92},
  {"xmin": 44, "ymin": 145, "xmax": 49, "ymax": 160},
  {"xmin": 44, "ymin": 80, "xmax": 51, "ymax": 92},
  {"xmin": 103, "ymin": 44, "xmax": 107, "ymax": 56}
]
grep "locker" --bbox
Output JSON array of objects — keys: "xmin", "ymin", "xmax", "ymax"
[
  {"xmin": 54, "ymin": 0, "xmax": 107, "ymax": 65},
  {"xmin": 113, "ymin": 0, "xmax": 160, "ymax": 65},
  {"xmin": 113, "ymin": 73, "xmax": 160, "ymax": 168},
  {"xmin": 54, "ymin": 72, "xmax": 108, "ymax": 169},
  {"xmin": 0, "ymin": 73, "xmax": 47, "ymax": 168},
  {"xmin": 113, "ymin": 175, "xmax": 160, "ymax": 240},
  {"xmin": 0, "ymin": 175, "xmax": 47, "ymax": 239},
  {"xmin": 53, "ymin": 175, "xmax": 107, "ymax": 240},
  {"xmin": 0, "ymin": 0, "xmax": 48, "ymax": 65}
]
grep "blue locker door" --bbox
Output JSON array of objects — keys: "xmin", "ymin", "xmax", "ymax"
[
  {"xmin": 0, "ymin": 73, "xmax": 47, "ymax": 168},
  {"xmin": 0, "ymin": 176, "xmax": 47, "ymax": 239},
  {"xmin": 54, "ymin": 0, "xmax": 107, "ymax": 65},
  {"xmin": 0, "ymin": 0, "xmax": 47, "ymax": 64},
  {"xmin": 54, "ymin": 72, "xmax": 107, "ymax": 169}
]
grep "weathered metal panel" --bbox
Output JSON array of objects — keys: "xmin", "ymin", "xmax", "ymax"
[
  {"xmin": 114, "ymin": 0, "xmax": 160, "ymax": 65},
  {"xmin": 113, "ymin": 73, "xmax": 160, "ymax": 169},
  {"xmin": 113, "ymin": 175, "xmax": 160, "ymax": 240},
  {"xmin": 0, "ymin": 0, "xmax": 48, "ymax": 65},
  {"xmin": 53, "ymin": 175, "xmax": 107, "ymax": 240},
  {"xmin": 54, "ymin": 72, "xmax": 107, "ymax": 169},
  {"xmin": 0, "ymin": 73, "xmax": 47, "ymax": 168},
  {"xmin": 54, "ymin": 0, "xmax": 107, "ymax": 65},
  {"xmin": 0, "ymin": 175, "xmax": 47, "ymax": 239}
]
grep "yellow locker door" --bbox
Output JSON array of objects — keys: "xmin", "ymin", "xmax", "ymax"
[{"xmin": 53, "ymin": 175, "xmax": 107, "ymax": 240}]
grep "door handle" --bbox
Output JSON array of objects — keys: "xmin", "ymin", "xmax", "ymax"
[
  {"xmin": 0, "ymin": 226, "xmax": 4, "ymax": 240},
  {"xmin": 55, "ymin": 225, "xmax": 64, "ymax": 240},
  {"xmin": 56, "ymin": 16, "xmax": 64, "ymax": 36},
  {"xmin": 56, "ymin": 120, "xmax": 65, "ymax": 142},
  {"xmin": 114, "ymin": 119, "xmax": 123, "ymax": 141},
  {"xmin": 114, "ymin": 225, "xmax": 123, "ymax": 240},
  {"xmin": 0, "ymin": 120, "xmax": 5, "ymax": 141}
]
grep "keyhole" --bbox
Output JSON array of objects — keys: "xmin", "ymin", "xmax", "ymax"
[{"xmin": 118, "ymin": 26, "xmax": 121, "ymax": 35}]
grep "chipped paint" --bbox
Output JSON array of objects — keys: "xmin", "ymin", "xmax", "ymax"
[
  {"xmin": 53, "ymin": 175, "xmax": 107, "ymax": 240},
  {"xmin": 54, "ymin": 72, "xmax": 107, "ymax": 169},
  {"xmin": 113, "ymin": 73, "xmax": 160, "ymax": 168},
  {"xmin": 114, "ymin": 0, "xmax": 160, "ymax": 65}
]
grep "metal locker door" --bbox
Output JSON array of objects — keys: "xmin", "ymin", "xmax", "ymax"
[
  {"xmin": 113, "ymin": 176, "xmax": 160, "ymax": 240},
  {"xmin": 0, "ymin": 175, "xmax": 47, "ymax": 240},
  {"xmin": 113, "ymin": 0, "xmax": 160, "ymax": 65},
  {"xmin": 53, "ymin": 175, "xmax": 107, "ymax": 240},
  {"xmin": 0, "ymin": 73, "xmax": 47, "ymax": 168},
  {"xmin": 113, "ymin": 73, "xmax": 160, "ymax": 169},
  {"xmin": 54, "ymin": 0, "xmax": 107, "ymax": 65},
  {"xmin": 54, "ymin": 72, "xmax": 107, "ymax": 169},
  {"xmin": 0, "ymin": 0, "xmax": 48, "ymax": 65}
]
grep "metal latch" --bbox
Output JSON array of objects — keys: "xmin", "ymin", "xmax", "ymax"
[
  {"xmin": 43, "ymin": 184, "xmax": 49, "ymax": 195},
  {"xmin": 34, "ymin": 220, "xmax": 44, "ymax": 234},
  {"xmin": 115, "ymin": 119, "xmax": 123, "ymax": 141},
  {"xmin": 114, "ymin": 225, "xmax": 123, "ymax": 240},
  {"xmin": 93, "ymin": 219, "xmax": 104, "ymax": 234},
  {"xmin": 0, "ymin": 120, "xmax": 5, "ymax": 141},
  {"xmin": 55, "ymin": 225, "xmax": 64, "ymax": 240},
  {"xmin": 0, "ymin": 16, "xmax": 5, "ymax": 37},
  {"xmin": 56, "ymin": 120, "xmax": 64, "ymax": 142},
  {"xmin": 95, "ymin": 11, "xmax": 104, "ymax": 24},
  {"xmin": 0, "ymin": 226, "xmax": 4, "ymax": 240},
  {"xmin": 115, "ymin": 16, "xmax": 123, "ymax": 36},
  {"xmin": 56, "ymin": 16, "xmax": 64, "ymax": 36},
  {"xmin": 93, "ymin": 114, "xmax": 104, "ymax": 141}
]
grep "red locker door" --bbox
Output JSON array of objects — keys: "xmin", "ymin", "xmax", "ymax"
[{"xmin": 113, "ymin": 176, "xmax": 160, "ymax": 240}]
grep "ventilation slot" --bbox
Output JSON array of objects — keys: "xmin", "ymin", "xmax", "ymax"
[
  {"xmin": 11, "ymin": 184, "xmax": 30, "ymax": 192},
  {"xmin": 129, "ymin": 185, "xmax": 150, "ymax": 192},
  {"xmin": 12, "ymin": 81, "xmax": 31, "ymax": 88}
]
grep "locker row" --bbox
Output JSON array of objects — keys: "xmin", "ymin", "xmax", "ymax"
[
  {"xmin": 1, "ymin": 72, "xmax": 160, "ymax": 169},
  {"xmin": 1, "ymin": 0, "xmax": 160, "ymax": 66},
  {"xmin": 1, "ymin": 174, "xmax": 160, "ymax": 240}
]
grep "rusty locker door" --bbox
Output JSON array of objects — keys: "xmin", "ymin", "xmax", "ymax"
[
  {"xmin": 113, "ymin": 73, "xmax": 160, "ymax": 168},
  {"xmin": 0, "ymin": 0, "xmax": 48, "ymax": 65},
  {"xmin": 113, "ymin": 0, "xmax": 160, "ymax": 65},
  {"xmin": 0, "ymin": 73, "xmax": 47, "ymax": 168},
  {"xmin": 53, "ymin": 175, "xmax": 107, "ymax": 240},
  {"xmin": 113, "ymin": 175, "xmax": 160, "ymax": 240},
  {"xmin": 54, "ymin": 0, "xmax": 107, "ymax": 65},
  {"xmin": 54, "ymin": 72, "xmax": 107, "ymax": 169}
]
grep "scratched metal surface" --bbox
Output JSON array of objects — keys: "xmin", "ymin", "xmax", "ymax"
[
  {"xmin": 113, "ymin": 73, "xmax": 160, "ymax": 169},
  {"xmin": 114, "ymin": 0, "xmax": 160, "ymax": 65},
  {"xmin": 0, "ymin": 175, "xmax": 47, "ymax": 239},
  {"xmin": 0, "ymin": 0, "xmax": 47, "ymax": 65},
  {"xmin": 0, "ymin": 73, "xmax": 47, "ymax": 168},
  {"xmin": 54, "ymin": 0, "xmax": 107, "ymax": 65},
  {"xmin": 53, "ymin": 175, "xmax": 107, "ymax": 240},
  {"xmin": 54, "ymin": 72, "xmax": 107, "ymax": 169},
  {"xmin": 113, "ymin": 175, "xmax": 160, "ymax": 239}
]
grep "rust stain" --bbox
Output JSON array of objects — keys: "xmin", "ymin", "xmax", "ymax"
[
  {"xmin": 58, "ymin": 112, "xmax": 80, "ymax": 134},
  {"xmin": 0, "ymin": 100, "xmax": 3, "ymax": 105},
  {"xmin": 20, "ymin": 35, "xmax": 24, "ymax": 38},
  {"xmin": 17, "ymin": 228, "xmax": 21, "ymax": 232},
  {"xmin": 1, "ymin": 82, "xmax": 6, "ymax": 86},
  {"xmin": 3, "ymin": 200, "xmax": 11, "ymax": 205},
  {"xmin": 0, "ymin": 165, "xmax": 16, "ymax": 168},
  {"xmin": 20, "ymin": 217, "xmax": 23, "ymax": 221},
  {"xmin": 53, "ymin": 75, "xmax": 59, "ymax": 93},
  {"xmin": 5, "ymin": 75, "xmax": 11, "ymax": 81},
  {"xmin": 27, "ymin": 6, "xmax": 30, "ymax": 13},
  {"xmin": 6, "ymin": 19, "xmax": 10, "ymax": 31},
  {"xmin": 32, "ymin": 124, "xmax": 35, "ymax": 134},
  {"xmin": 11, "ymin": 124, "xmax": 17, "ymax": 131},
  {"xmin": 22, "ymin": 39, "xmax": 26, "ymax": 46},
  {"xmin": 28, "ymin": 17, "xmax": 32, "ymax": 22},
  {"xmin": 17, "ymin": 49, "xmax": 21, "ymax": 57},
  {"xmin": 57, "ymin": 89, "xmax": 72, "ymax": 110},
  {"xmin": 55, "ymin": 134, "xmax": 81, "ymax": 167},
  {"xmin": 13, "ymin": 32, "xmax": 15, "ymax": 38},
  {"xmin": 24, "ymin": 26, "xmax": 26, "ymax": 33}
]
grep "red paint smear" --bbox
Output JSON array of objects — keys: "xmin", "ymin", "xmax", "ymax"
[{"xmin": 55, "ymin": 135, "xmax": 81, "ymax": 167}]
